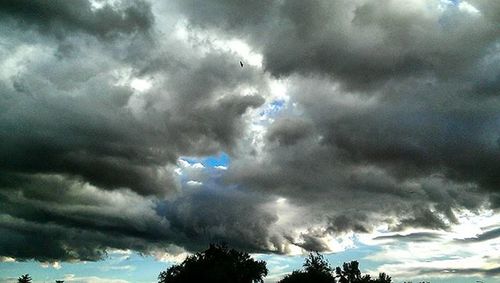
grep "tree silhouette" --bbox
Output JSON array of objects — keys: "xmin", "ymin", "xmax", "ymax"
[
  {"xmin": 279, "ymin": 254, "xmax": 392, "ymax": 283},
  {"xmin": 374, "ymin": 273, "xmax": 392, "ymax": 283},
  {"xmin": 335, "ymin": 261, "xmax": 391, "ymax": 283},
  {"xmin": 17, "ymin": 274, "xmax": 32, "ymax": 283},
  {"xmin": 336, "ymin": 261, "xmax": 365, "ymax": 282},
  {"xmin": 278, "ymin": 252, "xmax": 336, "ymax": 283},
  {"xmin": 157, "ymin": 244, "xmax": 267, "ymax": 283}
]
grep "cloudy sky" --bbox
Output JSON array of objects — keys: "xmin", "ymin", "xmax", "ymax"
[{"xmin": 0, "ymin": 0, "xmax": 499, "ymax": 282}]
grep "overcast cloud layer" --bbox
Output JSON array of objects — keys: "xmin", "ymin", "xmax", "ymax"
[{"xmin": 0, "ymin": 0, "xmax": 499, "ymax": 280}]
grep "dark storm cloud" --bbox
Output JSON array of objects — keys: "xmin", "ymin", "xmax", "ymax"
[
  {"xmin": 0, "ymin": 0, "xmax": 271, "ymax": 262},
  {"xmin": 0, "ymin": 173, "xmax": 280, "ymax": 261},
  {"xmin": 172, "ymin": 0, "xmax": 275, "ymax": 32},
  {"xmin": 266, "ymin": 118, "xmax": 313, "ymax": 146},
  {"xmin": 175, "ymin": 0, "xmax": 500, "ymax": 89},
  {"xmin": 490, "ymin": 193, "xmax": 500, "ymax": 209},
  {"xmin": 0, "ymin": 175, "xmax": 168, "ymax": 261},
  {"xmin": 326, "ymin": 214, "xmax": 370, "ymax": 234},
  {"xmin": 0, "ymin": 79, "xmax": 178, "ymax": 196},
  {"xmin": 289, "ymin": 233, "xmax": 330, "ymax": 252},
  {"xmin": 176, "ymin": 0, "xmax": 499, "ymax": 259},
  {"xmin": 214, "ymin": 0, "xmax": 499, "ymax": 241},
  {"xmin": 157, "ymin": 186, "xmax": 278, "ymax": 253},
  {"xmin": 0, "ymin": 0, "xmax": 153, "ymax": 39},
  {"xmin": 227, "ymin": 71, "xmax": 496, "ymax": 235},
  {"xmin": 1, "ymin": 0, "xmax": 499, "ymax": 266},
  {"xmin": 394, "ymin": 207, "xmax": 449, "ymax": 231},
  {"xmin": 0, "ymin": 6, "xmax": 266, "ymax": 196}
]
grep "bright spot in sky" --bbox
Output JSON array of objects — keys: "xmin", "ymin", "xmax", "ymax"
[
  {"xmin": 222, "ymin": 39, "xmax": 263, "ymax": 67},
  {"xmin": 186, "ymin": 180, "xmax": 202, "ymax": 186},
  {"xmin": 269, "ymin": 79, "xmax": 289, "ymax": 101},
  {"xmin": 276, "ymin": 197, "xmax": 287, "ymax": 204},
  {"xmin": 458, "ymin": 1, "xmax": 480, "ymax": 14},
  {"xmin": 130, "ymin": 78, "xmax": 152, "ymax": 92}
]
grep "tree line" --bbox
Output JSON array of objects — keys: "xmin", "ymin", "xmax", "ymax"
[
  {"xmin": 16, "ymin": 244, "xmax": 434, "ymax": 283},
  {"xmin": 157, "ymin": 244, "xmax": 393, "ymax": 283}
]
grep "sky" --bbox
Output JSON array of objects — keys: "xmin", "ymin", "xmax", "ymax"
[{"xmin": 0, "ymin": 0, "xmax": 499, "ymax": 282}]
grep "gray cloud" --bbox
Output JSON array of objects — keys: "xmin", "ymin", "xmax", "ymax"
[
  {"xmin": 218, "ymin": 0, "xmax": 498, "ymax": 243},
  {"xmin": 0, "ymin": 0, "xmax": 272, "ymax": 261},
  {"xmin": 290, "ymin": 233, "xmax": 330, "ymax": 253},
  {"xmin": 373, "ymin": 232, "xmax": 442, "ymax": 242},
  {"xmin": 0, "ymin": 0, "xmax": 498, "ymax": 267},
  {"xmin": 227, "ymin": 72, "xmax": 496, "ymax": 235},
  {"xmin": 0, "ymin": 0, "xmax": 153, "ymax": 39},
  {"xmin": 0, "ymin": 4, "xmax": 266, "ymax": 196},
  {"xmin": 266, "ymin": 118, "xmax": 313, "ymax": 146},
  {"xmin": 393, "ymin": 207, "xmax": 449, "ymax": 231},
  {"xmin": 458, "ymin": 227, "xmax": 500, "ymax": 243},
  {"xmin": 0, "ymin": 173, "xmax": 280, "ymax": 261},
  {"xmin": 416, "ymin": 266, "xmax": 500, "ymax": 277},
  {"xmin": 175, "ymin": 0, "xmax": 500, "ymax": 89}
]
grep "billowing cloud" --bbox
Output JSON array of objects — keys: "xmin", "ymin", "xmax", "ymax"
[
  {"xmin": 0, "ymin": 0, "xmax": 153, "ymax": 39},
  {"xmin": 0, "ymin": 0, "xmax": 270, "ymax": 262},
  {"xmin": 175, "ymin": 0, "xmax": 500, "ymax": 89},
  {"xmin": 0, "ymin": 0, "xmax": 266, "ymax": 197},
  {"xmin": 0, "ymin": 1, "xmax": 499, "ymax": 281}
]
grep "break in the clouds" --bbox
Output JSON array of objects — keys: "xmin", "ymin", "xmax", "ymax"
[{"xmin": 0, "ymin": 0, "xmax": 499, "ymax": 281}]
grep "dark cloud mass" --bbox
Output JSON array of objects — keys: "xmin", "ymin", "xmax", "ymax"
[
  {"xmin": 0, "ymin": 0, "xmax": 499, "ymax": 270},
  {"xmin": 0, "ymin": 174, "xmax": 278, "ymax": 261},
  {"xmin": 0, "ymin": 0, "xmax": 270, "ymax": 261},
  {"xmin": 176, "ymin": 0, "xmax": 500, "ymax": 89},
  {"xmin": 0, "ymin": 0, "xmax": 153, "ymax": 39}
]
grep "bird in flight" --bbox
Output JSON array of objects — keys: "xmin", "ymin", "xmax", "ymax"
[{"xmin": 240, "ymin": 61, "xmax": 244, "ymax": 67}]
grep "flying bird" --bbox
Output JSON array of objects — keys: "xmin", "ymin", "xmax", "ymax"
[{"xmin": 240, "ymin": 61, "xmax": 244, "ymax": 67}]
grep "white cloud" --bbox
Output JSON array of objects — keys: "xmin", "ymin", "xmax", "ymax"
[
  {"xmin": 212, "ymin": 38, "xmax": 263, "ymax": 68},
  {"xmin": 152, "ymin": 244, "xmax": 191, "ymax": 263},
  {"xmin": 40, "ymin": 261, "xmax": 62, "ymax": 269},
  {"xmin": 63, "ymin": 274, "xmax": 130, "ymax": 283},
  {"xmin": 153, "ymin": 251, "xmax": 191, "ymax": 264},
  {"xmin": 178, "ymin": 159, "xmax": 204, "ymax": 169},
  {"xmin": 362, "ymin": 211, "xmax": 500, "ymax": 279},
  {"xmin": 458, "ymin": 1, "xmax": 480, "ymax": 14},
  {"xmin": 191, "ymin": 163, "xmax": 205, "ymax": 169},
  {"xmin": 130, "ymin": 78, "xmax": 152, "ymax": 92},
  {"xmin": 99, "ymin": 265, "xmax": 136, "ymax": 272},
  {"xmin": 186, "ymin": 180, "xmax": 203, "ymax": 186},
  {"xmin": 0, "ymin": 256, "xmax": 15, "ymax": 263}
]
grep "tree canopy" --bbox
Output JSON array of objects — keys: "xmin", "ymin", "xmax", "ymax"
[
  {"xmin": 278, "ymin": 252, "xmax": 336, "ymax": 283},
  {"xmin": 157, "ymin": 244, "xmax": 268, "ymax": 283},
  {"xmin": 278, "ymin": 253, "xmax": 391, "ymax": 283},
  {"xmin": 17, "ymin": 274, "xmax": 32, "ymax": 283}
]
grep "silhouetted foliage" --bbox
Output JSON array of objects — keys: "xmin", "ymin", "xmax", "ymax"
[
  {"xmin": 278, "ymin": 252, "xmax": 336, "ymax": 283},
  {"xmin": 278, "ymin": 253, "xmax": 391, "ymax": 283},
  {"xmin": 336, "ymin": 261, "xmax": 372, "ymax": 282},
  {"xmin": 157, "ymin": 244, "xmax": 267, "ymax": 283},
  {"xmin": 335, "ymin": 260, "xmax": 391, "ymax": 283},
  {"xmin": 374, "ymin": 273, "xmax": 392, "ymax": 283},
  {"xmin": 17, "ymin": 274, "xmax": 32, "ymax": 283}
]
